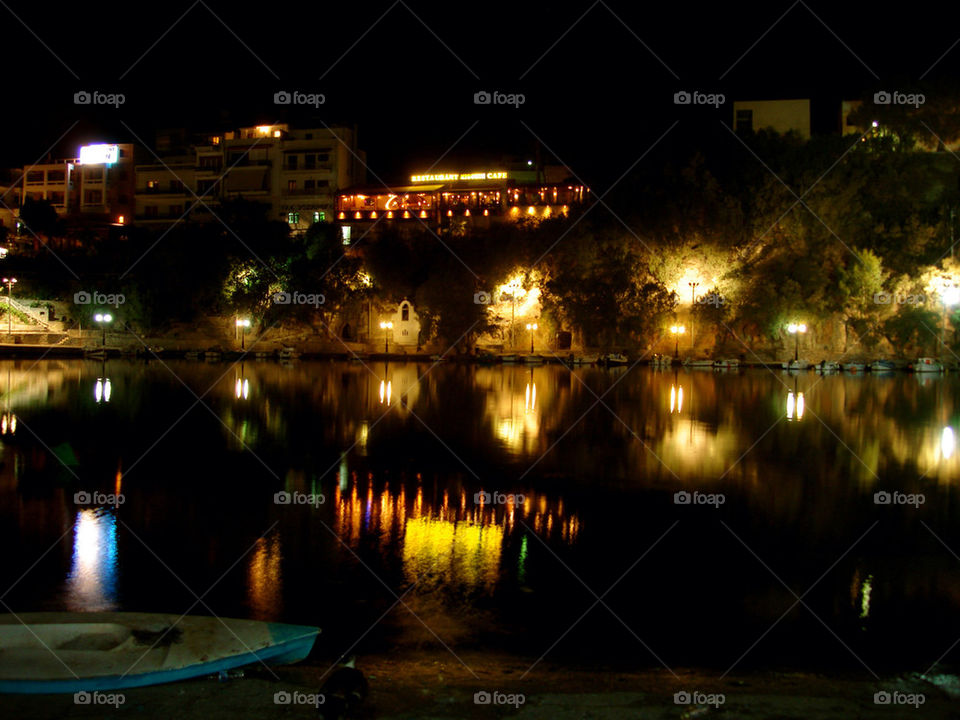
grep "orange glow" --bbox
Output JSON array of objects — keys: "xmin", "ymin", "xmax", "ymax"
[
  {"xmin": 338, "ymin": 211, "xmax": 345, "ymax": 220},
  {"xmin": 370, "ymin": 211, "xmax": 377, "ymax": 219},
  {"xmin": 483, "ymin": 209, "xmax": 489, "ymax": 216},
  {"xmin": 402, "ymin": 210, "xmax": 410, "ymax": 219},
  {"xmin": 354, "ymin": 211, "xmax": 361, "ymax": 219},
  {"xmin": 387, "ymin": 211, "xmax": 394, "ymax": 218},
  {"xmin": 419, "ymin": 210, "xmax": 427, "ymax": 218},
  {"xmin": 447, "ymin": 209, "xmax": 453, "ymax": 217}
]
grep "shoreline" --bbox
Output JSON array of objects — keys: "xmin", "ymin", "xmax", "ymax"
[{"xmin": 3, "ymin": 648, "xmax": 955, "ymax": 719}]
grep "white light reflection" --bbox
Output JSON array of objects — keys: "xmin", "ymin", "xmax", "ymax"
[
  {"xmin": 942, "ymin": 427, "xmax": 955, "ymax": 460},
  {"xmin": 65, "ymin": 509, "xmax": 119, "ymax": 611}
]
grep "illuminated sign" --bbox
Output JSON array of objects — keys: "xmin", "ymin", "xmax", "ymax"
[
  {"xmin": 78, "ymin": 144, "xmax": 119, "ymax": 165},
  {"xmin": 410, "ymin": 171, "xmax": 508, "ymax": 183}
]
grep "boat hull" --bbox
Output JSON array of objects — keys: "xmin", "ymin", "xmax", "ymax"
[{"xmin": 0, "ymin": 612, "xmax": 319, "ymax": 694}]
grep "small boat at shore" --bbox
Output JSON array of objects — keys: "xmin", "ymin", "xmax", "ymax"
[
  {"xmin": 843, "ymin": 361, "xmax": 866, "ymax": 373},
  {"xmin": 279, "ymin": 347, "xmax": 300, "ymax": 361},
  {"xmin": 911, "ymin": 357, "xmax": 943, "ymax": 373},
  {"xmin": 868, "ymin": 359, "xmax": 897, "ymax": 372},
  {"xmin": 781, "ymin": 360, "xmax": 810, "ymax": 371},
  {"xmin": 522, "ymin": 354, "xmax": 544, "ymax": 364},
  {"xmin": 499, "ymin": 353, "xmax": 518, "ymax": 364},
  {"xmin": 0, "ymin": 612, "xmax": 319, "ymax": 694},
  {"xmin": 650, "ymin": 354, "xmax": 673, "ymax": 367},
  {"xmin": 682, "ymin": 358, "xmax": 714, "ymax": 368},
  {"xmin": 603, "ymin": 353, "xmax": 628, "ymax": 366},
  {"xmin": 816, "ymin": 360, "xmax": 840, "ymax": 373},
  {"xmin": 713, "ymin": 358, "xmax": 740, "ymax": 370}
]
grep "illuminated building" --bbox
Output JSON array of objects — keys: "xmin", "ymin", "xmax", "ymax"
[
  {"xmin": 336, "ymin": 162, "xmax": 588, "ymax": 241},
  {"xmin": 135, "ymin": 125, "xmax": 365, "ymax": 233}
]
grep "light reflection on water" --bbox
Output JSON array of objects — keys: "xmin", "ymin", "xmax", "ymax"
[{"xmin": 65, "ymin": 509, "xmax": 118, "ymax": 612}]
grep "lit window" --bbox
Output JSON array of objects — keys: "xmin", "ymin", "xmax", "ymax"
[
  {"xmin": 287, "ymin": 212, "xmax": 300, "ymax": 225},
  {"xmin": 341, "ymin": 226, "xmax": 352, "ymax": 245}
]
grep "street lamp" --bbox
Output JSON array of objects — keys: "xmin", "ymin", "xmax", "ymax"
[
  {"xmin": 2, "ymin": 277, "xmax": 16, "ymax": 335},
  {"xmin": 379, "ymin": 321, "xmax": 393, "ymax": 354},
  {"xmin": 787, "ymin": 322, "xmax": 807, "ymax": 362},
  {"xmin": 941, "ymin": 286, "xmax": 960, "ymax": 363},
  {"xmin": 94, "ymin": 312, "xmax": 113, "ymax": 347},
  {"xmin": 525, "ymin": 322, "xmax": 538, "ymax": 354},
  {"xmin": 236, "ymin": 317, "xmax": 251, "ymax": 349},
  {"xmin": 670, "ymin": 324, "xmax": 685, "ymax": 357}
]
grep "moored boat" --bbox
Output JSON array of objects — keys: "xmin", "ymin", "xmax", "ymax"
[
  {"xmin": 603, "ymin": 353, "xmax": 628, "ymax": 366},
  {"xmin": 499, "ymin": 353, "xmax": 518, "ymax": 364},
  {"xmin": 570, "ymin": 353, "xmax": 599, "ymax": 365},
  {"xmin": 522, "ymin": 354, "xmax": 544, "ymax": 364},
  {"xmin": 650, "ymin": 354, "xmax": 673, "ymax": 367},
  {"xmin": 816, "ymin": 360, "xmax": 840, "ymax": 373},
  {"xmin": 911, "ymin": 357, "xmax": 943, "ymax": 373},
  {"xmin": 683, "ymin": 358, "xmax": 714, "ymax": 368},
  {"xmin": 868, "ymin": 359, "xmax": 897, "ymax": 372},
  {"xmin": 278, "ymin": 347, "xmax": 300, "ymax": 361},
  {"xmin": 0, "ymin": 612, "xmax": 319, "ymax": 694},
  {"xmin": 783, "ymin": 360, "xmax": 810, "ymax": 371},
  {"xmin": 842, "ymin": 361, "xmax": 866, "ymax": 373},
  {"xmin": 713, "ymin": 358, "xmax": 740, "ymax": 369}
]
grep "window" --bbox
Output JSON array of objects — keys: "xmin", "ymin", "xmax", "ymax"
[
  {"xmin": 287, "ymin": 212, "xmax": 300, "ymax": 225},
  {"xmin": 146, "ymin": 180, "xmax": 159, "ymax": 191},
  {"xmin": 735, "ymin": 109, "xmax": 753, "ymax": 133},
  {"xmin": 84, "ymin": 190, "xmax": 103, "ymax": 204},
  {"xmin": 47, "ymin": 170, "xmax": 65, "ymax": 183},
  {"xmin": 85, "ymin": 168, "xmax": 103, "ymax": 182},
  {"xmin": 145, "ymin": 205, "xmax": 158, "ymax": 217},
  {"xmin": 304, "ymin": 154, "xmax": 316, "ymax": 169},
  {"xmin": 287, "ymin": 155, "xmax": 298, "ymax": 170},
  {"xmin": 169, "ymin": 180, "xmax": 183, "ymax": 192},
  {"xmin": 401, "ymin": 304, "xmax": 409, "ymax": 321},
  {"xmin": 341, "ymin": 226, "xmax": 352, "ymax": 245},
  {"xmin": 313, "ymin": 211, "xmax": 324, "ymax": 223},
  {"xmin": 168, "ymin": 205, "xmax": 182, "ymax": 217},
  {"xmin": 49, "ymin": 192, "xmax": 65, "ymax": 205},
  {"xmin": 197, "ymin": 179, "xmax": 216, "ymax": 194},
  {"xmin": 26, "ymin": 171, "xmax": 43, "ymax": 184},
  {"xmin": 288, "ymin": 180, "xmax": 297, "ymax": 191}
]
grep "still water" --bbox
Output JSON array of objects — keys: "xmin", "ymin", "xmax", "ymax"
[{"xmin": 1, "ymin": 359, "xmax": 959, "ymax": 672}]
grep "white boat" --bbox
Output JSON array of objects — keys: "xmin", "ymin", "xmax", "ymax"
[
  {"xmin": 499, "ymin": 353, "xmax": 518, "ymax": 364},
  {"xmin": 843, "ymin": 361, "xmax": 866, "ymax": 373},
  {"xmin": 683, "ymin": 358, "xmax": 714, "ymax": 368},
  {"xmin": 278, "ymin": 347, "xmax": 300, "ymax": 360},
  {"xmin": 868, "ymin": 360, "xmax": 897, "ymax": 372},
  {"xmin": 911, "ymin": 357, "xmax": 943, "ymax": 373},
  {"xmin": 603, "ymin": 353, "xmax": 628, "ymax": 366},
  {"xmin": 816, "ymin": 360, "xmax": 840, "ymax": 373},
  {"xmin": 571, "ymin": 353, "xmax": 599, "ymax": 365},
  {"xmin": 650, "ymin": 354, "xmax": 673, "ymax": 367},
  {"xmin": 0, "ymin": 612, "xmax": 318, "ymax": 694},
  {"xmin": 782, "ymin": 360, "xmax": 810, "ymax": 371},
  {"xmin": 523, "ymin": 354, "xmax": 544, "ymax": 364},
  {"xmin": 713, "ymin": 358, "xmax": 740, "ymax": 369}
]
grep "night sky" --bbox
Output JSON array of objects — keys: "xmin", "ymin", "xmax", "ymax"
[{"xmin": 2, "ymin": 1, "xmax": 959, "ymax": 186}]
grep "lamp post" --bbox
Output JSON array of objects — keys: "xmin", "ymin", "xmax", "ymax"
[
  {"xmin": 526, "ymin": 322, "xmax": 538, "ymax": 354},
  {"xmin": 670, "ymin": 324, "xmax": 685, "ymax": 358},
  {"xmin": 236, "ymin": 317, "xmax": 250, "ymax": 350},
  {"xmin": 688, "ymin": 281, "xmax": 699, "ymax": 350},
  {"xmin": 94, "ymin": 312, "xmax": 113, "ymax": 347},
  {"xmin": 2, "ymin": 277, "xmax": 16, "ymax": 336},
  {"xmin": 379, "ymin": 321, "xmax": 393, "ymax": 354},
  {"xmin": 941, "ymin": 287, "xmax": 960, "ymax": 364},
  {"xmin": 787, "ymin": 322, "xmax": 807, "ymax": 362}
]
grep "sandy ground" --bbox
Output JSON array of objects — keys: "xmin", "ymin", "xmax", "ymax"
[{"xmin": 5, "ymin": 649, "xmax": 959, "ymax": 719}]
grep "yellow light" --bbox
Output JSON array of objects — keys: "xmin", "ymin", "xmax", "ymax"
[
  {"xmin": 354, "ymin": 211, "xmax": 361, "ymax": 219},
  {"xmin": 464, "ymin": 209, "xmax": 470, "ymax": 216},
  {"xmin": 403, "ymin": 210, "xmax": 410, "ymax": 218},
  {"xmin": 338, "ymin": 211, "xmax": 345, "ymax": 220},
  {"xmin": 273, "ymin": 130, "xmax": 281, "ymax": 138},
  {"xmin": 419, "ymin": 210, "xmax": 427, "ymax": 218},
  {"xmin": 370, "ymin": 211, "xmax": 377, "ymax": 219},
  {"xmin": 447, "ymin": 209, "xmax": 453, "ymax": 217},
  {"xmin": 117, "ymin": 215, "xmax": 125, "ymax": 225},
  {"xmin": 526, "ymin": 206, "xmax": 535, "ymax": 215},
  {"xmin": 256, "ymin": 125, "xmax": 271, "ymax": 135},
  {"xmin": 387, "ymin": 210, "xmax": 394, "ymax": 218},
  {"xmin": 483, "ymin": 209, "xmax": 489, "ymax": 216},
  {"xmin": 510, "ymin": 206, "xmax": 519, "ymax": 216}
]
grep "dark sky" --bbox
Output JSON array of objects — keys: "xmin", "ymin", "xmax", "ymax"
[{"xmin": 2, "ymin": 1, "xmax": 958, "ymax": 187}]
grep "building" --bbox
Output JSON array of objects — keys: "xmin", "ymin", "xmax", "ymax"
[
  {"xmin": 733, "ymin": 99, "xmax": 811, "ymax": 139},
  {"xmin": 135, "ymin": 124, "xmax": 366, "ymax": 233},
  {"xmin": 0, "ymin": 169, "xmax": 22, "ymax": 238},
  {"xmin": 335, "ymin": 163, "xmax": 588, "ymax": 242}
]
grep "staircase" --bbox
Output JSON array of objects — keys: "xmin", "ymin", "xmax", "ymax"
[{"xmin": 4, "ymin": 298, "xmax": 51, "ymax": 330}]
